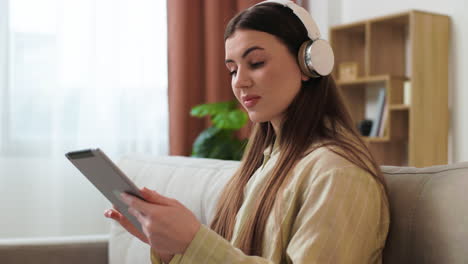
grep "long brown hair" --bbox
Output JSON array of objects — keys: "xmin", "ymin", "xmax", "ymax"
[{"xmin": 210, "ymin": 2, "xmax": 387, "ymax": 257}]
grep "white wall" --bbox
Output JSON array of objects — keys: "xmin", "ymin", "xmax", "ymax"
[
  {"xmin": 307, "ymin": 0, "xmax": 342, "ymax": 40},
  {"xmin": 307, "ymin": 0, "xmax": 468, "ymax": 163}
]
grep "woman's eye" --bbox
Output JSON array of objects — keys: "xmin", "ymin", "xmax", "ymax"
[
  {"xmin": 228, "ymin": 61, "xmax": 263, "ymax": 77},
  {"xmin": 251, "ymin": 62, "xmax": 264, "ymax": 68}
]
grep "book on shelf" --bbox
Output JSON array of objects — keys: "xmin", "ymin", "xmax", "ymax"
[
  {"xmin": 369, "ymin": 88, "xmax": 386, "ymax": 137},
  {"xmin": 378, "ymin": 104, "xmax": 389, "ymax": 137}
]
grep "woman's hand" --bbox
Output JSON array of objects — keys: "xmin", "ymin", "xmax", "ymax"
[
  {"xmin": 104, "ymin": 206, "xmax": 149, "ymax": 243},
  {"xmin": 105, "ymin": 187, "xmax": 201, "ymax": 262},
  {"xmin": 104, "ymin": 207, "xmax": 175, "ymax": 263}
]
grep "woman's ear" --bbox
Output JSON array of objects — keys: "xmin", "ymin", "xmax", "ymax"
[{"xmin": 301, "ymin": 73, "xmax": 310, "ymax": 82}]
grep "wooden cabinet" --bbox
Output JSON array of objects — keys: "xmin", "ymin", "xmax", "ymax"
[{"xmin": 330, "ymin": 10, "xmax": 449, "ymax": 167}]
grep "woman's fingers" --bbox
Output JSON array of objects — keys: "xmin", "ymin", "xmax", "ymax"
[
  {"xmin": 116, "ymin": 189, "xmax": 202, "ymax": 256},
  {"xmin": 104, "ymin": 208, "xmax": 149, "ymax": 244},
  {"xmin": 104, "ymin": 208, "xmax": 118, "ymax": 220},
  {"xmin": 118, "ymin": 187, "xmax": 202, "ymax": 255},
  {"xmin": 104, "ymin": 207, "xmax": 177, "ymax": 261},
  {"xmin": 140, "ymin": 187, "xmax": 175, "ymax": 206},
  {"xmin": 120, "ymin": 193, "xmax": 152, "ymax": 214},
  {"xmin": 120, "ymin": 188, "xmax": 176, "ymax": 216}
]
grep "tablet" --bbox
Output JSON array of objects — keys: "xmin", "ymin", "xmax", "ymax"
[{"xmin": 65, "ymin": 148, "xmax": 146, "ymax": 234}]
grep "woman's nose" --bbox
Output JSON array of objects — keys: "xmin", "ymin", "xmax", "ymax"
[{"xmin": 233, "ymin": 69, "xmax": 253, "ymax": 89}]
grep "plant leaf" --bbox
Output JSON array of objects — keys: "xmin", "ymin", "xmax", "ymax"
[
  {"xmin": 191, "ymin": 126, "xmax": 246, "ymax": 160},
  {"xmin": 212, "ymin": 109, "xmax": 248, "ymax": 129},
  {"xmin": 191, "ymin": 127, "xmax": 222, "ymax": 157},
  {"xmin": 190, "ymin": 101, "xmax": 237, "ymax": 117}
]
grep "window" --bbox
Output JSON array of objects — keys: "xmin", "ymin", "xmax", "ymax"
[{"xmin": 0, "ymin": 0, "xmax": 168, "ymax": 238}]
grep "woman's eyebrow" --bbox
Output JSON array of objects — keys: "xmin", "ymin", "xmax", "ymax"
[{"xmin": 225, "ymin": 46, "xmax": 265, "ymax": 63}]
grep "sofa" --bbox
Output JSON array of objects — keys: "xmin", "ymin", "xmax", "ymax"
[{"xmin": 1, "ymin": 155, "xmax": 467, "ymax": 264}]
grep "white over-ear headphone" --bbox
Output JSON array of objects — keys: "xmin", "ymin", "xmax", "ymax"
[{"xmin": 254, "ymin": 0, "xmax": 334, "ymax": 78}]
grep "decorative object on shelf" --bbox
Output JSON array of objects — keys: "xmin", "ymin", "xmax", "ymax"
[
  {"xmin": 403, "ymin": 81, "xmax": 411, "ymax": 105},
  {"xmin": 357, "ymin": 119, "xmax": 373, "ymax": 136},
  {"xmin": 190, "ymin": 100, "xmax": 248, "ymax": 160},
  {"xmin": 338, "ymin": 62, "xmax": 358, "ymax": 81}
]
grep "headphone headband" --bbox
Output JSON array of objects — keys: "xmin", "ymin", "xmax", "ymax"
[
  {"xmin": 252, "ymin": 0, "xmax": 334, "ymax": 77},
  {"xmin": 255, "ymin": 0, "xmax": 321, "ymax": 40}
]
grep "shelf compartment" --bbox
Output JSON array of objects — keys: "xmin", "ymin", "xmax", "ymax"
[
  {"xmin": 330, "ymin": 23, "xmax": 367, "ymax": 78},
  {"xmin": 368, "ymin": 141, "xmax": 408, "ymax": 166},
  {"xmin": 362, "ymin": 107, "xmax": 408, "ymax": 143},
  {"xmin": 368, "ymin": 14, "xmax": 410, "ymax": 76},
  {"xmin": 388, "ymin": 108, "xmax": 409, "ymax": 141},
  {"xmin": 337, "ymin": 75, "xmax": 408, "ymax": 125},
  {"xmin": 336, "ymin": 75, "xmax": 409, "ymax": 86},
  {"xmin": 363, "ymin": 136, "xmax": 390, "ymax": 143},
  {"xmin": 390, "ymin": 104, "xmax": 410, "ymax": 111}
]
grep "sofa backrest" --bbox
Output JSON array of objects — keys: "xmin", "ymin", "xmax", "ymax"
[
  {"xmin": 381, "ymin": 162, "xmax": 468, "ymax": 264},
  {"xmin": 110, "ymin": 155, "xmax": 468, "ymax": 264},
  {"xmin": 110, "ymin": 156, "xmax": 237, "ymax": 264}
]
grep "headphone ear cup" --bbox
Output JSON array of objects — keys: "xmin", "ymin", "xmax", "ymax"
[
  {"xmin": 298, "ymin": 39, "xmax": 335, "ymax": 78},
  {"xmin": 298, "ymin": 40, "xmax": 319, "ymax": 78}
]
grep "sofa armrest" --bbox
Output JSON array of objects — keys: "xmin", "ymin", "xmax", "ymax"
[{"xmin": 0, "ymin": 235, "xmax": 109, "ymax": 264}]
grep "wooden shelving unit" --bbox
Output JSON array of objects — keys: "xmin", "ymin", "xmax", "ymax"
[{"xmin": 330, "ymin": 10, "xmax": 449, "ymax": 167}]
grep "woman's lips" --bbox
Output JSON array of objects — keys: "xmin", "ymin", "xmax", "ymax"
[{"xmin": 243, "ymin": 96, "xmax": 261, "ymax": 108}]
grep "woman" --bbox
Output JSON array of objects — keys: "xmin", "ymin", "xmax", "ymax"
[{"xmin": 105, "ymin": 1, "xmax": 390, "ymax": 263}]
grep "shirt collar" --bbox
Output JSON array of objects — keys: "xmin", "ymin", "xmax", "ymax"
[{"xmin": 263, "ymin": 137, "xmax": 280, "ymax": 157}]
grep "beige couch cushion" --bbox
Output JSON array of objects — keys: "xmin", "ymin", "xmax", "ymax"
[{"xmin": 382, "ymin": 162, "xmax": 468, "ymax": 264}]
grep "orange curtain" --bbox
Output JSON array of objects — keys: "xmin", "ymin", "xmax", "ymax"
[{"xmin": 167, "ymin": 0, "xmax": 262, "ymax": 156}]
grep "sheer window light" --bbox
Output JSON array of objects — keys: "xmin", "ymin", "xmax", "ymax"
[{"xmin": 0, "ymin": 0, "xmax": 168, "ymax": 238}]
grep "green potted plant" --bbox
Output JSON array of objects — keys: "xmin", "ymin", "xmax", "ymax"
[{"xmin": 190, "ymin": 100, "xmax": 248, "ymax": 160}]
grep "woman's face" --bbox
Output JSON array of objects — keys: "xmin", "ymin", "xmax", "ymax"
[{"xmin": 225, "ymin": 29, "xmax": 308, "ymax": 127}]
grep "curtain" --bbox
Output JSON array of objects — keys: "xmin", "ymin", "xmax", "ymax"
[
  {"xmin": 0, "ymin": 0, "xmax": 168, "ymax": 238},
  {"xmin": 167, "ymin": 0, "xmax": 263, "ymax": 156}
]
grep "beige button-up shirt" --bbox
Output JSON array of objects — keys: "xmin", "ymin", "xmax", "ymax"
[{"xmin": 153, "ymin": 143, "xmax": 390, "ymax": 264}]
